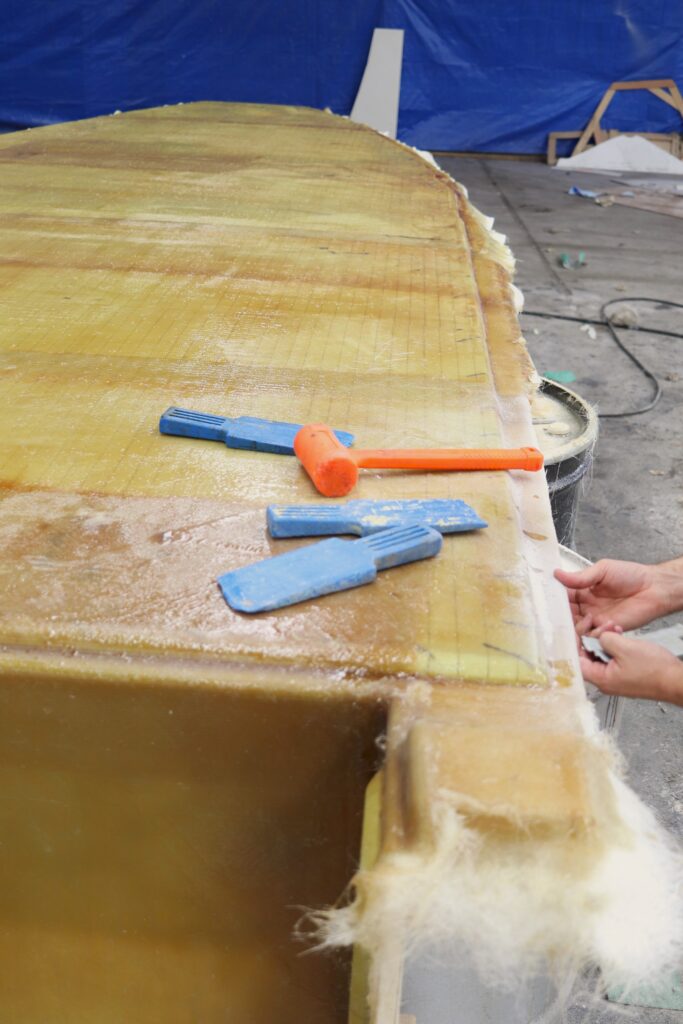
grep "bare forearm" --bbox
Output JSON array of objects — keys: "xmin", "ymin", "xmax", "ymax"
[
  {"xmin": 654, "ymin": 556, "xmax": 683, "ymax": 618},
  {"xmin": 661, "ymin": 656, "xmax": 683, "ymax": 708}
]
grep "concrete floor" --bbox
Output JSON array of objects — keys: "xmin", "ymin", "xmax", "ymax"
[{"xmin": 439, "ymin": 156, "xmax": 683, "ymax": 1023}]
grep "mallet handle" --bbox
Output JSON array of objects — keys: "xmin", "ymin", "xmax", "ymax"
[{"xmin": 354, "ymin": 447, "xmax": 543, "ymax": 471}]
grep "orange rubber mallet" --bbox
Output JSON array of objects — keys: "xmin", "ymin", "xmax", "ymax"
[{"xmin": 294, "ymin": 424, "xmax": 544, "ymax": 498}]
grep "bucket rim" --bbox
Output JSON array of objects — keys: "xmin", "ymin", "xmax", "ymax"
[{"xmin": 536, "ymin": 377, "xmax": 599, "ymax": 466}]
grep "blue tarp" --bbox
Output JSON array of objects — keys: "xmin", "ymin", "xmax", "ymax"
[{"xmin": 2, "ymin": 1, "xmax": 682, "ymax": 153}]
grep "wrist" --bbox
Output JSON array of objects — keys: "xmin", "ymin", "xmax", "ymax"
[
  {"xmin": 660, "ymin": 657, "xmax": 683, "ymax": 708},
  {"xmin": 653, "ymin": 558, "xmax": 683, "ymax": 617}
]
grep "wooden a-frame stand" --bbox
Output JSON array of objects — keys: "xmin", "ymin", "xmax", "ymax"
[{"xmin": 547, "ymin": 79, "xmax": 683, "ymax": 165}]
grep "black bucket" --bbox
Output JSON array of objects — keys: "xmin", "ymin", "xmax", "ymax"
[{"xmin": 532, "ymin": 379, "xmax": 598, "ymax": 548}]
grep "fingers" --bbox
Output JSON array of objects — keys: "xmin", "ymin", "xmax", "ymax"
[
  {"xmin": 565, "ymin": 589, "xmax": 582, "ymax": 612},
  {"xmin": 590, "ymin": 621, "xmax": 623, "ymax": 637},
  {"xmin": 576, "ymin": 615, "xmax": 625, "ymax": 638},
  {"xmin": 597, "ymin": 630, "xmax": 628, "ymax": 658},
  {"xmin": 577, "ymin": 624, "xmax": 624, "ymax": 679},
  {"xmin": 576, "ymin": 613, "xmax": 593, "ymax": 636},
  {"xmin": 578, "ymin": 625, "xmax": 625, "ymax": 690},
  {"xmin": 554, "ymin": 562, "xmax": 607, "ymax": 592},
  {"xmin": 578, "ymin": 653, "xmax": 610, "ymax": 687}
]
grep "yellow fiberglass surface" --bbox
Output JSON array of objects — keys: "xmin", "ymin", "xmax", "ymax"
[
  {"xmin": 0, "ymin": 101, "xmax": 572, "ymax": 687},
  {"xmin": 0, "ymin": 103, "xmax": 598, "ymax": 1024}
]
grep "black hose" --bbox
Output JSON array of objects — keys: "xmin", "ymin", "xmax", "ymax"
[{"xmin": 522, "ymin": 298, "xmax": 683, "ymax": 417}]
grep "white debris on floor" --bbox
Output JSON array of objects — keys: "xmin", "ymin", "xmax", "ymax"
[{"xmin": 556, "ymin": 135, "xmax": 683, "ymax": 175}]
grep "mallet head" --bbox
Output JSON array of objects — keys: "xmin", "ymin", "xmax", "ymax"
[{"xmin": 294, "ymin": 424, "xmax": 358, "ymax": 497}]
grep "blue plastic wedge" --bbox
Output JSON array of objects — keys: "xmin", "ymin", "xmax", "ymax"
[
  {"xmin": 267, "ymin": 498, "xmax": 487, "ymax": 537},
  {"xmin": 217, "ymin": 524, "xmax": 443, "ymax": 613},
  {"xmin": 159, "ymin": 407, "xmax": 354, "ymax": 456}
]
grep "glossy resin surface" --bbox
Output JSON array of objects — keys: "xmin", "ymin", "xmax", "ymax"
[{"xmin": 0, "ymin": 103, "xmax": 588, "ymax": 1023}]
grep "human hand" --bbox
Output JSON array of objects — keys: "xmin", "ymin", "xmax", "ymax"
[
  {"xmin": 579, "ymin": 630, "xmax": 683, "ymax": 706},
  {"xmin": 554, "ymin": 559, "xmax": 668, "ymax": 631}
]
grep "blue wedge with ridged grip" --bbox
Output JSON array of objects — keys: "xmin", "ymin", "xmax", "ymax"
[
  {"xmin": 159, "ymin": 407, "xmax": 354, "ymax": 455},
  {"xmin": 217, "ymin": 524, "xmax": 442, "ymax": 613},
  {"xmin": 267, "ymin": 498, "xmax": 486, "ymax": 537}
]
